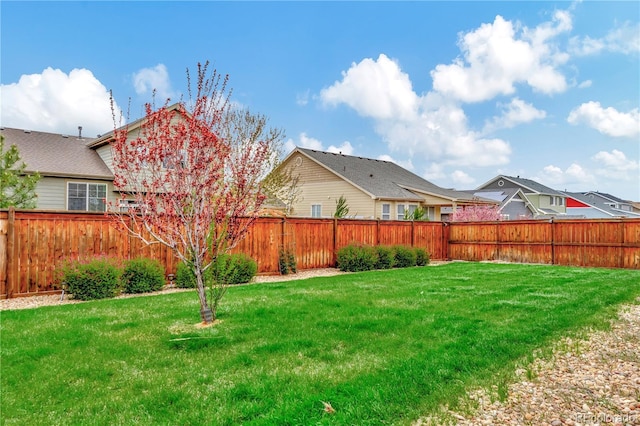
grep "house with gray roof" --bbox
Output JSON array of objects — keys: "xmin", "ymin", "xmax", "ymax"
[
  {"xmin": 1, "ymin": 127, "xmax": 116, "ymax": 211},
  {"xmin": 476, "ymin": 175, "xmax": 567, "ymax": 218},
  {"xmin": 277, "ymin": 147, "xmax": 497, "ymax": 220},
  {"xmin": 564, "ymin": 191, "xmax": 640, "ymax": 218},
  {"xmin": 461, "ymin": 187, "xmax": 537, "ymax": 220}
]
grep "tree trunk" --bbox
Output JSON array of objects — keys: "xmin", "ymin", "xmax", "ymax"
[{"xmin": 194, "ymin": 268, "xmax": 213, "ymax": 323}]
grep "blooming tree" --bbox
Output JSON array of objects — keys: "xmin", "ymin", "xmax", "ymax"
[
  {"xmin": 110, "ymin": 63, "xmax": 281, "ymax": 324},
  {"xmin": 450, "ymin": 204, "xmax": 502, "ymax": 222},
  {"xmin": 0, "ymin": 135, "xmax": 40, "ymax": 209}
]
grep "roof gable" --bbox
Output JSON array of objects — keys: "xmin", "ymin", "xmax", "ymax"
[
  {"xmin": 294, "ymin": 147, "xmax": 493, "ymax": 203},
  {"xmin": 478, "ymin": 175, "xmax": 564, "ymax": 196},
  {"xmin": 1, "ymin": 127, "xmax": 114, "ymax": 180}
]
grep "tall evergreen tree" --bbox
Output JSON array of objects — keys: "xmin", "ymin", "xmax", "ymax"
[{"xmin": 0, "ymin": 135, "xmax": 40, "ymax": 208}]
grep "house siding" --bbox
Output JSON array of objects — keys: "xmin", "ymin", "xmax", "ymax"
[
  {"xmin": 501, "ymin": 198, "xmax": 532, "ymax": 220},
  {"xmin": 34, "ymin": 177, "xmax": 117, "ymax": 211}
]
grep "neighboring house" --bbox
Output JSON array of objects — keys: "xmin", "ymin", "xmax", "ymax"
[
  {"xmin": 277, "ymin": 147, "xmax": 497, "ymax": 221},
  {"xmin": 476, "ymin": 175, "xmax": 568, "ymax": 218},
  {"xmin": 0, "ymin": 127, "xmax": 116, "ymax": 211},
  {"xmin": 461, "ymin": 188, "xmax": 537, "ymax": 220},
  {"xmin": 564, "ymin": 191, "xmax": 640, "ymax": 218}
]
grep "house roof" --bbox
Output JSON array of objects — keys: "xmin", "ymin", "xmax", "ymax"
[
  {"xmin": 565, "ymin": 192, "xmax": 640, "ymax": 217},
  {"xmin": 478, "ymin": 175, "xmax": 564, "ymax": 196},
  {"xmin": 1, "ymin": 127, "xmax": 114, "ymax": 180},
  {"xmin": 462, "ymin": 187, "xmax": 533, "ymax": 210},
  {"xmin": 87, "ymin": 102, "xmax": 185, "ymax": 149},
  {"xmin": 294, "ymin": 147, "xmax": 493, "ymax": 204},
  {"xmin": 582, "ymin": 191, "xmax": 631, "ymax": 204}
]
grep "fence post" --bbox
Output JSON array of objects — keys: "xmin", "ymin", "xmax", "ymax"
[
  {"xmin": 332, "ymin": 218, "xmax": 338, "ymax": 266},
  {"xmin": 411, "ymin": 220, "xmax": 415, "ymax": 247},
  {"xmin": 6, "ymin": 207, "xmax": 16, "ymax": 298},
  {"xmin": 550, "ymin": 218, "xmax": 555, "ymax": 265}
]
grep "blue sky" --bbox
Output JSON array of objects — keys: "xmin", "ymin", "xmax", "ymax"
[{"xmin": 2, "ymin": 1, "xmax": 639, "ymax": 200}]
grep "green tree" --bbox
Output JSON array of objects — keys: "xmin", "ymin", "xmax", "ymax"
[
  {"xmin": 0, "ymin": 135, "xmax": 40, "ymax": 208},
  {"xmin": 334, "ymin": 195, "xmax": 350, "ymax": 218}
]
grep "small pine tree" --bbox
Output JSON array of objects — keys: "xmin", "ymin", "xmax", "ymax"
[
  {"xmin": 334, "ymin": 195, "xmax": 350, "ymax": 218},
  {"xmin": 0, "ymin": 135, "xmax": 40, "ymax": 208}
]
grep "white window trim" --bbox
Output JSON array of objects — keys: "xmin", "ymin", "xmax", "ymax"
[
  {"xmin": 67, "ymin": 181, "xmax": 108, "ymax": 212},
  {"xmin": 382, "ymin": 203, "xmax": 391, "ymax": 220},
  {"xmin": 397, "ymin": 204, "xmax": 406, "ymax": 220},
  {"xmin": 311, "ymin": 204, "xmax": 322, "ymax": 218}
]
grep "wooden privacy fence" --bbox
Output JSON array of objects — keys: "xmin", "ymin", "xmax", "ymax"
[{"xmin": 1, "ymin": 208, "xmax": 639, "ymax": 298}]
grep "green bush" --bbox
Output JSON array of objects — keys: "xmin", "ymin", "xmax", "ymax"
[
  {"xmin": 122, "ymin": 258, "xmax": 165, "ymax": 294},
  {"xmin": 393, "ymin": 245, "xmax": 417, "ymax": 268},
  {"xmin": 57, "ymin": 257, "xmax": 122, "ymax": 301},
  {"xmin": 414, "ymin": 248, "xmax": 430, "ymax": 266},
  {"xmin": 213, "ymin": 253, "xmax": 258, "ymax": 285},
  {"xmin": 336, "ymin": 244, "xmax": 377, "ymax": 272},
  {"xmin": 374, "ymin": 246, "xmax": 395, "ymax": 269},
  {"xmin": 174, "ymin": 262, "xmax": 213, "ymax": 288},
  {"xmin": 279, "ymin": 248, "xmax": 297, "ymax": 275}
]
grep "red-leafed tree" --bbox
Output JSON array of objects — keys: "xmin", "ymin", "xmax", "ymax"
[
  {"xmin": 110, "ymin": 62, "xmax": 282, "ymax": 324},
  {"xmin": 450, "ymin": 204, "xmax": 502, "ymax": 222}
]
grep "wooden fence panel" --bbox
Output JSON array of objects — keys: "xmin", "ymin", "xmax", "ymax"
[
  {"xmin": 623, "ymin": 220, "xmax": 640, "ymax": 269},
  {"xmin": 496, "ymin": 221, "xmax": 552, "ymax": 264},
  {"xmin": 232, "ymin": 218, "xmax": 282, "ymax": 274},
  {"xmin": 413, "ymin": 222, "xmax": 446, "ymax": 260},
  {"xmin": 287, "ymin": 219, "xmax": 335, "ymax": 270},
  {"xmin": 448, "ymin": 222, "xmax": 499, "ymax": 261},
  {"xmin": 553, "ymin": 220, "xmax": 627, "ymax": 268},
  {"xmin": 335, "ymin": 219, "xmax": 378, "ymax": 249},
  {"xmin": 0, "ymin": 212, "xmax": 7, "ymax": 297},
  {"xmin": 378, "ymin": 221, "xmax": 412, "ymax": 246}
]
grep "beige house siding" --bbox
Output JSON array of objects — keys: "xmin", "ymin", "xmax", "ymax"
[
  {"xmin": 34, "ymin": 177, "xmax": 117, "ymax": 211},
  {"xmin": 95, "ymin": 144, "xmax": 115, "ymax": 173}
]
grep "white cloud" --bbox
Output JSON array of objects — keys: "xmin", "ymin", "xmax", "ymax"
[
  {"xmin": 423, "ymin": 163, "xmax": 447, "ymax": 181},
  {"xmin": 592, "ymin": 149, "xmax": 639, "ymax": 180},
  {"xmin": 484, "ymin": 97, "xmax": 546, "ymax": 133},
  {"xmin": 569, "ymin": 22, "xmax": 640, "ymax": 56},
  {"xmin": 537, "ymin": 163, "xmax": 596, "ymax": 187},
  {"xmin": 577, "ymin": 80, "xmax": 592, "ymax": 89},
  {"xmin": 296, "ymin": 90, "xmax": 310, "ymax": 106},
  {"xmin": 567, "ymin": 101, "xmax": 640, "ymax": 138},
  {"xmin": 321, "ymin": 54, "xmax": 418, "ymax": 121},
  {"xmin": 0, "ymin": 67, "xmax": 118, "ymax": 137},
  {"xmin": 321, "ymin": 58, "xmax": 512, "ymax": 167},
  {"xmin": 377, "ymin": 154, "xmax": 414, "ymax": 171},
  {"xmin": 451, "ymin": 170, "xmax": 475, "ymax": 186},
  {"xmin": 327, "ymin": 141, "xmax": 354, "ymax": 155},
  {"xmin": 431, "ymin": 11, "xmax": 571, "ymax": 103},
  {"xmin": 132, "ymin": 64, "xmax": 175, "ymax": 101}
]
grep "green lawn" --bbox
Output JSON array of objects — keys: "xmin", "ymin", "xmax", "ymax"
[{"xmin": 2, "ymin": 263, "xmax": 639, "ymax": 425}]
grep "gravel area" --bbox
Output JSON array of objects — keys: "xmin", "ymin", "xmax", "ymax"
[{"xmin": 416, "ymin": 300, "xmax": 640, "ymax": 426}]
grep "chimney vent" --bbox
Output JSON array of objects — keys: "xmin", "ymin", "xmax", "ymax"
[{"xmin": 78, "ymin": 126, "xmax": 83, "ymax": 139}]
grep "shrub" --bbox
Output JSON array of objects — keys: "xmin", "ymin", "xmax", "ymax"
[
  {"xmin": 374, "ymin": 246, "xmax": 395, "ymax": 269},
  {"xmin": 174, "ymin": 261, "xmax": 212, "ymax": 288},
  {"xmin": 279, "ymin": 247, "xmax": 297, "ymax": 275},
  {"xmin": 213, "ymin": 253, "xmax": 258, "ymax": 285},
  {"xmin": 336, "ymin": 244, "xmax": 377, "ymax": 272},
  {"xmin": 57, "ymin": 256, "xmax": 122, "ymax": 301},
  {"xmin": 393, "ymin": 245, "xmax": 417, "ymax": 268},
  {"xmin": 122, "ymin": 258, "xmax": 165, "ymax": 294},
  {"xmin": 414, "ymin": 248, "xmax": 430, "ymax": 266}
]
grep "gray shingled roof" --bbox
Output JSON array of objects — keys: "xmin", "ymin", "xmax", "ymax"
[
  {"xmin": 1, "ymin": 127, "xmax": 113, "ymax": 179},
  {"xmin": 482, "ymin": 175, "xmax": 564, "ymax": 196},
  {"xmin": 565, "ymin": 192, "xmax": 640, "ymax": 217},
  {"xmin": 297, "ymin": 147, "xmax": 489, "ymax": 203},
  {"xmin": 461, "ymin": 187, "xmax": 523, "ymax": 209}
]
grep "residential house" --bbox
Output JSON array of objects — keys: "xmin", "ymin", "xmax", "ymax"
[
  {"xmin": 461, "ymin": 188, "xmax": 537, "ymax": 220},
  {"xmin": 277, "ymin": 147, "xmax": 497, "ymax": 221},
  {"xmin": 475, "ymin": 175, "xmax": 568, "ymax": 218},
  {"xmin": 564, "ymin": 191, "xmax": 640, "ymax": 218},
  {"xmin": 1, "ymin": 127, "xmax": 116, "ymax": 211}
]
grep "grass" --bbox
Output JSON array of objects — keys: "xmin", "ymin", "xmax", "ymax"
[{"xmin": 1, "ymin": 263, "xmax": 639, "ymax": 425}]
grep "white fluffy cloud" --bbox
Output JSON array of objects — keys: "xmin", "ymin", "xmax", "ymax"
[
  {"xmin": 321, "ymin": 54, "xmax": 418, "ymax": 121},
  {"xmin": 320, "ymin": 55, "xmax": 512, "ymax": 168},
  {"xmin": 537, "ymin": 163, "xmax": 596, "ymax": 187},
  {"xmin": 0, "ymin": 67, "xmax": 118, "ymax": 137},
  {"xmin": 569, "ymin": 22, "xmax": 640, "ymax": 56},
  {"xmin": 132, "ymin": 64, "xmax": 175, "ymax": 101},
  {"xmin": 284, "ymin": 133, "xmax": 354, "ymax": 157},
  {"xmin": 567, "ymin": 102, "xmax": 640, "ymax": 138},
  {"xmin": 483, "ymin": 97, "xmax": 546, "ymax": 133},
  {"xmin": 592, "ymin": 149, "xmax": 639, "ymax": 179},
  {"xmin": 377, "ymin": 154, "xmax": 414, "ymax": 171},
  {"xmin": 431, "ymin": 11, "xmax": 571, "ymax": 103},
  {"xmin": 451, "ymin": 170, "xmax": 476, "ymax": 186},
  {"xmin": 327, "ymin": 141, "xmax": 354, "ymax": 155}
]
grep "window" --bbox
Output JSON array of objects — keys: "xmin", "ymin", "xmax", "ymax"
[
  {"xmin": 311, "ymin": 204, "xmax": 322, "ymax": 218},
  {"xmin": 382, "ymin": 203, "xmax": 390, "ymax": 220},
  {"xmin": 68, "ymin": 182, "xmax": 107, "ymax": 212},
  {"xmin": 557, "ymin": 197, "xmax": 564, "ymax": 206},
  {"xmin": 397, "ymin": 204, "xmax": 405, "ymax": 220},
  {"xmin": 408, "ymin": 204, "xmax": 418, "ymax": 218},
  {"xmin": 163, "ymin": 149, "xmax": 188, "ymax": 169},
  {"xmin": 549, "ymin": 196, "xmax": 555, "ymax": 206}
]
